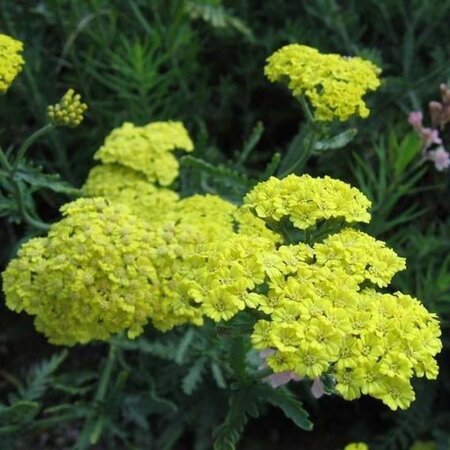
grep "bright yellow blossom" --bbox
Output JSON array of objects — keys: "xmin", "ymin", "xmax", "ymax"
[
  {"xmin": 265, "ymin": 44, "xmax": 381, "ymax": 121},
  {"xmin": 94, "ymin": 121, "xmax": 194, "ymax": 186},
  {"xmin": 0, "ymin": 34, "xmax": 24, "ymax": 93},
  {"xmin": 244, "ymin": 174, "xmax": 371, "ymax": 229},
  {"xmin": 2, "ymin": 198, "xmax": 157, "ymax": 345}
]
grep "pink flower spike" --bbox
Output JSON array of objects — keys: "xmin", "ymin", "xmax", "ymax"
[
  {"xmin": 421, "ymin": 128, "xmax": 442, "ymax": 149},
  {"xmin": 311, "ymin": 377, "xmax": 325, "ymax": 399},
  {"xmin": 427, "ymin": 146, "xmax": 450, "ymax": 171},
  {"xmin": 408, "ymin": 111, "xmax": 423, "ymax": 129}
]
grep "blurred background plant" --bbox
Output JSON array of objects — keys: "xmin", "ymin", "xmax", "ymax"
[{"xmin": 1, "ymin": 0, "xmax": 450, "ymax": 449}]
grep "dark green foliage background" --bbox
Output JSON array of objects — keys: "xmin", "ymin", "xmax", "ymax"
[{"xmin": 1, "ymin": 1, "xmax": 450, "ymax": 449}]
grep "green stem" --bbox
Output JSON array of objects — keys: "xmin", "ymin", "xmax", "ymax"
[
  {"xmin": 13, "ymin": 123, "xmax": 54, "ymax": 171},
  {"xmin": 73, "ymin": 343, "xmax": 117, "ymax": 450},
  {"xmin": 278, "ymin": 96, "xmax": 318, "ymax": 177},
  {"xmin": 0, "ymin": 412, "xmax": 83, "ymax": 436},
  {"xmin": 12, "ymin": 182, "xmax": 50, "ymax": 231}
]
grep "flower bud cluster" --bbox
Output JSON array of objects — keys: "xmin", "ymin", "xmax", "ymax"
[{"xmin": 47, "ymin": 88, "xmax": 88, "ymax": 127}]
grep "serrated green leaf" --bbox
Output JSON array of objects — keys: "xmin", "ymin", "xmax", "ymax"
[
  {"xmin": 258, "ymin": 386, "xmax": 313, "ymax": 430},
  {"xmin": 313, "ymin": 128, "xmax": 357, "ymax": 152},
  {"xmin": 19, "ymin": 350, "xmax": 68, "ymax": 402},
  {"xmin": 175, "ymin": 328, "xmax": 195, "ymax": 364},
  {"xmin": 214, "ymin": 385, "xmax": 261, "ymax": 450},
  {"xmin": 211, "ymin": 362, "xmax": 227, "ymax": 389},
  {"xmin": 0, "ymin": 401, "xmax": 39, "ymax": 426},
  {"xmin": 182, "ymin": 357, "xmax": 207, "ymax": 395}
]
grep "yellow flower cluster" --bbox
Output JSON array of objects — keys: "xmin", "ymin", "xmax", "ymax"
[
  {"xmin": 344, "ymin": 444, "xmax": 368, "ymax": 450},
  {"xmin": 0, "ymin": 34, "xmax": 24, "ymax": 94},
  {"xmin": 93, "ymin": 121, "xmax": 194, "ymax": 186},
  {"xmin": 314, "ymin": 228, "xmax": 406, "ymax": 287},
  {"xmin": 47, "ymin": 88, "xmax": 88, "ymax": 127},
  {"xmin": 83, "ymin": 164, "xmax": 179, "ymax": 223},
  {"xmin": 2, "ymin": 198, "xmax": 157, "ymax": 345},
  {"xmin": 250, "ymin": 236, "xmax": 440, "ymax": 410},
  {"xmin": 2, "ymin": 159, "xmax": 441, "ymax": 412},
  {"xmin": 244, "ymin": 174, "xmax": 371, "ymax": 229},
  {"xmin": 345, "ymin": 442, "xmax": 437, "ymax": 450},
  {"xmin": 265, "ymin": 44, "xmax": 381, "ymax": 121}
]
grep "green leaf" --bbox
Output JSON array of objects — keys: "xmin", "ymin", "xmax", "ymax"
[
  {"xmin": 19, "ymin": 350, "xmax": 68, "ymax": 402},
  {"xmin": 229, "ymin": 337, "xmax": 248, "ymax": 383},
  {"xmin": 393, "ymin": 131, "xmax": 422, "ymax": 176},
  {"xmin": 175, "ymin": 328, "xmax": 195, "ymax": 364},
  {"xmin": 214, "ymin": 386, "xmax": 262, "ymax": 450},
  {"xmin": 258, "ymin": 385, "xmax": 313, "ymax": 430},
  {"xmin": 211, "ymin": 362, "xmax": 227, "ymax": 389},
  {"xmin": 182, "ymin": 357, "xmax": 207, "ymax": 395},
  {"xmin": 313, "ymin": 128, "xmax": 357, "ymax": 152},
  {"xmin": 0, "ymin": 194, "xmax": 15, "ymax": 218},
  {"xmin": 0, "ymin": 401, "xmax": 39, "ymax": 426},
  {"xmin": 15, "ymin": 163, "xmax": 80, "ymax": 196}
]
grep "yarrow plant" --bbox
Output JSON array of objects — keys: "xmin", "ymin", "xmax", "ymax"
[
  {"xmin": 0, "ymin": 34, "xmax": 445, "ymax": 448},
  {"xmin": 3, "ymin": 136, "xmax": 442, "ymax": 410}
]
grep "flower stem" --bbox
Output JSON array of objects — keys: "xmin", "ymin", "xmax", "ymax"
[
  {"xmin": 73, "ymin": 343, "xmax": 117, "ymax": 450},
  {"xmin": 13, "ymin": 123, "xmax": 54, "ymax": 171}
]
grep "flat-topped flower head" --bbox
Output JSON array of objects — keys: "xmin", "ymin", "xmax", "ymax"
[
  {"xmin": 94, "ymin": 121, "xmax": 194, "ymax": 186},
  {"xmin": 244, "ymin": 174, "xmax": 371, "ymax": 229},
  {"xmin": 265, "ymin": 44, "xmax": 381, "ymax": 121},
  {"xmin": 47, "ymin": 88, "xmax": 88, "ymax": 127},
  {"xmin": 0, "ymin": 34, "xmax": 24, "ymax": 93},
  {"xmin": 2, "ymin": 198, "xmax": 157, "ymax": 345}
]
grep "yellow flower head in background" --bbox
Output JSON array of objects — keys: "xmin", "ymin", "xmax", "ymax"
[
  {"xmin": 344, "ymin": 444, "xmax": 369, "ymax": 450},
  {"xmin": 0, "ymin": 34, "xmax": 24, "ymax": 93},
  {"xmin": 93, "ymin": 121, "xmax": 194, "ymax": 186},
  {"xmin": 265, "ymin": 44, "xmax": 381, "ymax": 121},
  {"xmin": 47, "ymin": 88, "xmax": 88, "ymax": 127}
]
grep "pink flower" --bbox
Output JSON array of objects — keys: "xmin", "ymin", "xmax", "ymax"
[
  {"xmin": 420, "ymin": 127, "xmax": 442, "ymax": 148},
  {"xmin": 311, "ymin": 377, "xmax": 325, "ymax": 399},
  {"xmin": 427, "ymin": 146, "xmax": 450, "ymax": 171},
  {"xmin": 408, "ymin": 111, "xmax": 423, "ymax": 129},
  {"xmin": 264, "ymin": 371, "xmax": 303, "ymax": 388}
]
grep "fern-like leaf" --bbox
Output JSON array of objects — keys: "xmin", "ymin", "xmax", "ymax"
[{"xmin": 19, "ymin": 350, "xmax": 68, "ymax": 402}]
